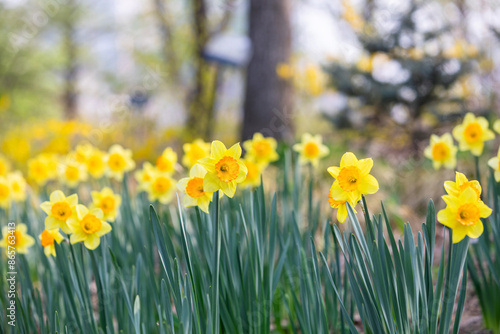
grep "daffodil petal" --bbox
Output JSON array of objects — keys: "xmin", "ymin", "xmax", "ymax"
[{"xmin": 358, "ymin": 174, "xmax": 379, "ymax": 195}]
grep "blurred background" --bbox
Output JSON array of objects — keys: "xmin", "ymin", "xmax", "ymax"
[{"xmin": 1, "ymin": 0, "xmax": 500, "ymax": 219}]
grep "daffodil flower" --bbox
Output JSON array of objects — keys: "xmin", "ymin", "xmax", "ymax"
[
  {"xmin": 243, "ymin": 133, "xmax": 279, "ymax": 167},
  {"xmin": 0, "ymin": 223, "xmax": 35, "ymax": 254},
  {"xmin": 40, "ymin": 190, "xmax": 78, "ymax": 234},
  {"xmin": 7, "ymin": 171, "xmax": 27, "ymax": 202},
  {"xmin": 327, "ymin": 152, "xmax": 379, "ymax": 205},
  {"xmin": 85, "ymin": 148, "xmax": 107, "ymax": 179},
  {"xmin": 328, "ymin": 184, "xmax": 357, "ymax": 223},
  {"xmin": 105, "ymin": 144, "xmax": 135, "ymax": 181},
  {"xmin": 67, "ymin": 205, "xmax": 112, "ymax": 250},
  {"xmin": 198, "ymin": 141, "xmax": 248, "ymax": 198},
  {"xmin": 147, "ymin": 170, "xmax": 176, "ymax": 204},
  {"xmin": 0, "ymin": 176, "xmax": 10, "ymax": 208},
  {"xmin": 177, "ymin": 164, "xmax": 213, "ymax": 213},
  {"xmin": 438, "ymin": 187, "xmax": 491, "ymax": 243},
  {"xmin": 182, "ymin": 139, "xmax": 210, "ymax": 169},
  {"xmin": 28, "ymin": 155, "xmax": 52, "ymax": 186},
  {"xmin": 39, "ymin": 229, "xmax": 64, "ymax": 257},
  {"xmin": 293, "ymin": 133, "xmax": 329, "ymax": 167},
  {"xmin": 423, "ymin": 133, "xmax": 457, "ymax": 170},
  {"xmin": 452, "ymin": 112, "xmax": 494, "ymax": 156},
  {"xmin": 91, "ymin": 187, "xmax": 122, "ymax": 222},
  {"xmin": 240, "ymin": 159, "xmax": 263, "ymax": 189},
  {"xmin": 488, "ymin": 147, "xmax": 500, "ymax": 182},
  {"xmin": 0, "ymin": 154, "xmax": 11, "ymax": 176},
  {"xmin": 135, "ymin": 162, "xmax": 156, "ymax": 192},
  {"xmin": 58, "ymin": 154, "xmax": 88, "ymax": 188},
  {"xmin": 444, "ymin": 172, "xmax": 481, "ymax": 200},
  {"xmin": 156, "ymin": 147, "xmax": 177, "ymax": 173}
]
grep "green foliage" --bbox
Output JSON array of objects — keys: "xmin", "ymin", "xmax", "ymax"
[
  {"xmin": 1, "ymin": 154, "xmax": 472, "ymax": 333},
  {"xmin": 324, "ymin": 198, "xmax": 469, "ymax": 333},
  {"xmin": 0, "ymin": 2, "xmax": 63, "ymax": 126},
  {"xmin": 467, "ymin": 170, "xmax": 500, "ymax": 334}
]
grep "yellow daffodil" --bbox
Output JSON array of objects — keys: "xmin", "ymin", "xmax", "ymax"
[
  {"xmin": 182, "ymin": 139, "xmax": 211, "ymax": 169},
  {"xmin": 327, "ymin": 152, "xmax": 379, "ymax": 204},
  {"xmin": 0, "ymin": 176, "xmax": 11, "ymax": 208},
  {"xmin": 28, "ymin": 155, "xmax": 53, "ymax": 186},
  {"xmin": 59, "ymin": 155, "xmax": 88, "ymax": 188},
  {"xmin": 243, "ymin": 133, "xmax": 279, "ymax": 167},
  {"xmin": 240, "ymin": 159, "xmax": 263, "ymax": 189},
  {"xmin": 135, "ymin": 162, "xmax": 156, "ymax": 191},
  {"xmin": 177, "ymin": 164, "xmax": 213, "ymax": 213},
  {"xmin": 67, "ymin": 205, "xmax": 112, "ymax": 250},
  {"xmin": 74, "ymin": 142, "xmax": 95, "ymax": 163},
  {"xmin": 106, "ymin": 145, "xmax": 135, "ymax": 181},
  {"xmin": 0, "ymin": 223, "xmax": 35, "ymax": 254},
  {"xmin": 494, "ymin": 120, "xmax": 500, "ymax": 134},
  {"xmin": 488, "ymin": 147, "xmax": 500, "ymax": 182},
  {"xmin": 328, "ymin": 184, "xmax": 357, "ymax": 223},
  {"xmin": 198, "ymin": 141, "xmax": 248, "ymax": 198},
  {"xmin": 0, "ymin": 154, "xmax": 10, "ymax": 176},
  {"xmin": 423, "ymin": 133, "xmax": 457, "ymax": 170},
  {"xmin": 40, "ymin": 190, "xmax": 78, "ymax": 234},
  {"xmin": 293, "ymin": 133, "xmax": 329, "ymax": 167},
  {"xmin": 39, "ymin": 229, "xmax": 64, "ymax": 257},
  {"xmin": 437, "ymin": 187, "xmax": 491, "ymax": 243},
  {"xmin": 2, "ymin": 135, "xmax": 30, "ymax": 163},
  {"xmin": 85, "ymin": 148, "xmax": 107, "ymax": 179},
  {"xmin": 147, "ymin": 170, "xmax": 176, "ymax": 204},
  {"xmin": 444, "ymin": 172, "xmax": 481, "ymax": 200},
  {"xmin": 7, "ymin": 171, "xmax": 27, "ymax": 202},
  {"xmin": 40, "ymin": 153, "xmax": 59, "ymax": 179},
  {"xmin": 452, "ymin": 113, "xmax": 494, "ymax": 156},
  {"xmin": 156, "ymin": 147, "xmax": 177, "ymax": 173},
  {"xmin": 91, "ymin": 187, "xmax": 121, "ymax": 222}
]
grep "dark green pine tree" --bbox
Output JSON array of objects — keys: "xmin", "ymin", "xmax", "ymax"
[{"xmin": 325, "ymin": 0, "xmax": 484, "ymax": 150}]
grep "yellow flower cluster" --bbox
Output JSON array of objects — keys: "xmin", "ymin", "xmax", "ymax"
[
  {"xmin": 437, "ymin": 173, "xmax": 491, "ymax": 243},
  {"xmin": 0, "ymin": 154, "xmax": 28, "ymax": 208},
  {"xmin": 425, "ymin": 113, "xmax": 495, "ymax": 169},
  {"xmin": 24, "ymin": 144, "xmax": 135, "ymax": 187},
  {"xmin": 39, "ymin": 189, "xmax": 117, "ymax": 253}
]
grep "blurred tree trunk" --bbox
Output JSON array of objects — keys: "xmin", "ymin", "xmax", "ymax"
[
  {"xmin": 153, "ymin": 0, "xmax": 179, "ymax": 81},
  {"xmin": 62, "ymin": 2, "xmax": 78, "ymax": 120},
  {"xmin": 242, "ymin": 0, "xmax": 293, "ymax": 141},
  {"xmin": 185, "ymin": 0, "xmax": 219, "ymax": 141}
]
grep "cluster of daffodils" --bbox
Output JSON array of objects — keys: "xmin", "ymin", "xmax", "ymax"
[
  {"xmin": 0, "ymin": 154, "xmax": 28, "ymax": 209},
  {"xmin": 425, "ymin": 112, "xmax": 495, "ymax": 169},
  {"xmin": 135, "ymin": 134, "xmax": 279, "ymax": 213},
  {"xmin": 425, "ymin": 112, "xmax": 498, "ymax": 243},
  {"xmin": 27, "ymin": 143, "xmax": 135, "ymax": 187},
  {"xmin": 437, "ymin": 173, "xmax": 491, "ymax": 243},
  {"xmin": 37, "ymin": 189, "xmax": 119, "ymax": 253},
  {"xmin": 0, "ymin": 187, "xmax": 120, "ymax": 256}
]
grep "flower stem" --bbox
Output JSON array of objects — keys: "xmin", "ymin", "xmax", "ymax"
[
  {"xmin": 211, "ymin": 191, "xmax": 220, "ymax": 333},
  {"xmin": 474, "ymin": 156, "xmax": 483, "ymax": 200}
]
